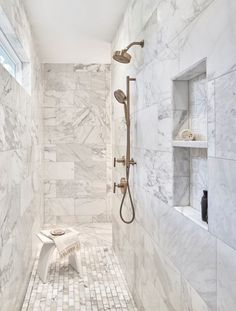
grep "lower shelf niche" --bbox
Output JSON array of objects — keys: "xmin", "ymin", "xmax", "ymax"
[{"xmin": 173, "ymin": 147, "xmax": 208, "ymax": 230}]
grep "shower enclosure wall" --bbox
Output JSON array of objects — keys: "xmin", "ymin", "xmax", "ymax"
[
  {"xmin": 112, "ymin": 0, "xmax": 236, "ymax": 310},
  {"xmin": 43, "ymin": 64, "xmax": 112, "ymax": 224},
  {"xmin": 0, "ymin": 1, "xmax": 44, "ymax": 310}
]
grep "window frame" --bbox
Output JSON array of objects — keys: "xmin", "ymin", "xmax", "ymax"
[{"xmin": 0, "ymin": 27, "xmax": 22, "ymax": 83}]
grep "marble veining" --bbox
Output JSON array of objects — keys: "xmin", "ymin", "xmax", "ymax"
[
  {"xmin": 112, "ymin": 0, "xmax": 236, "ymax": 310},
  {"xmin": 22, "ymin": 223, "xmax": 137, "ymax": 311},
  {"xmin": 43, "ymin": 64, "xmax": 112, "ymax": 224},
  {"xmin": 0, "ymin": 1, "xmax": 44, "ymax": 310}
]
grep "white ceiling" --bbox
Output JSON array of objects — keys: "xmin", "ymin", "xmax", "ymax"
[{"xmin": 22, "ymin": 0, "xmax": 130, "ymax": 63}]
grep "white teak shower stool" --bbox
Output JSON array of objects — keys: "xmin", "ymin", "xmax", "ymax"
[{"xmin": 37, "ymin": 229, "xmax": 80, "ymax": 283}]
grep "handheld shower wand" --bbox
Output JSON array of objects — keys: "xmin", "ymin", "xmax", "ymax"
[{"xmin": 114, "ymin": 89, "xmax": 129, "ymax": 125}]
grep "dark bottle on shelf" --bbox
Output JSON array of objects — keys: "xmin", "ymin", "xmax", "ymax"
[{"xmin": 201, "ymin": 190, "xmax": 208, "ymax": 223}]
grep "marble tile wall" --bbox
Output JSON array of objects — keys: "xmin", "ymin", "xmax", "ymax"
[
  {"xmin": 43, "ymin": 64, "xmax": 112, "ymax": 224},
  {"xmin": 0, "ymin": 0, "xmax": 44, "ymax": 310},
  {"xmin": 112, "ymin": 0, "xmax": 236, "ymax": 310}
]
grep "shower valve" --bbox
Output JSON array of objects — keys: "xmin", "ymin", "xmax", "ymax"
[
  {"xmin": 129, "ymin": 158, "xmax": 137, "ymax": 166},
  {"xmin": 113, "ymin": 156, "xmax": 126, "ymax": 167},
  {"xmin": 113, "ymin": 178, "xmax": 127, "ymax": 194}
]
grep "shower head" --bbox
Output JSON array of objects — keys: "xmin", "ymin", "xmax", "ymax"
[
  {"xmin": 113, "ymin": 40, "xmax": 144, "ymax": 64},
  {"xmin": 113, "ymin": 50, "xmax": 132, "ymax": 64},
  {"xmin": 114, "ymin": 89, "xmax": 127, "ymax": 104}
]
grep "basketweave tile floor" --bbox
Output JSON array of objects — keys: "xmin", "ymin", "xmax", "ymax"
[{"xmin": 22, "ymin": 223, "xmax": 137, "ymax": 311}]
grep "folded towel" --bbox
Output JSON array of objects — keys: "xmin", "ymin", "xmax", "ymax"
[{"xmin": 41, "ymin": 228, "xmax": 80, "ymax": 257}]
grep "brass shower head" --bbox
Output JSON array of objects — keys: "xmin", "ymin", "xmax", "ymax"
[
  {"xmin": 113, "ymin": 40, "xmax": 144, "ymax": 64},
  {"xmin": 113, "ymin": 50, "xmax": 131, "ymax": 64},
  {"xmin": 114, "ymin": 89, "xmax": 127, "ymax": 104}
]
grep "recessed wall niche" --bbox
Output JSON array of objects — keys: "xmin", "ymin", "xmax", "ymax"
[{"xmin": 172, "ymin": 59, "xmax": 208, "ymax": 230}]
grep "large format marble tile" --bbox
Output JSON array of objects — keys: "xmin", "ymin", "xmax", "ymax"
[
  {"xmin": 177, "ymin": 0, "xmax": 236, "ymax": 79},
  {"xmin": 217, "ymin": 240, "xmax": 236, "ymax": 311},
  {"xmin": 44, "ymin": 162, "xmax": 74, "ymax": 180},
  {"xmin": 215, "ymin": 70, "xmax": 236, "ymax": 161},
  {"xmin": 208, "ymin": 157, "xmax": 236, "ymax": 250},
  {"xmin": 43, "ymin": 63, "xmax": 111, "ymax": 223},
  {"xmin": 112, "ymin": 1, "xmax": 236, "ymax": 311},
  {"xmin": 181, "ymin": 277, "xmax": 209, "ymax": 311},
  {"xmin": 207, "ymin": 80, "xmax": 215, "ymax": 157},
  {"xmin": 45, "ymin": 198, "xmax": 74, "ymax": 216},
  {"xmin": 0, "ymin": 2, "xmax": 44, "ymax": 310}
]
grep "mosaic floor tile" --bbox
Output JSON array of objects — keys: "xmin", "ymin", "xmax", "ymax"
[{"xmin": 22, "ymin": 224, "xmax": 136, "ymax": 311}]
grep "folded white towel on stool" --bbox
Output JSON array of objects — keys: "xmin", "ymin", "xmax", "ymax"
[{"xmin": 40, "ymin": 228, "xmax": 80, "ymax": 257}]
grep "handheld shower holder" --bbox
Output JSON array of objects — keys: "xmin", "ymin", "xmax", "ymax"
[{"xmin": 113, "ymin": 156, "xmax": 126, "ymax": 167}]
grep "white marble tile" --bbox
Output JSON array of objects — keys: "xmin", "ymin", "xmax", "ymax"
[
  {"xmin": 189, "ymin": 73, "xmax": 207, "ymax": 140},
  {"xmin": 215, "ymin": 70, "xmax": 236, "ymax": 161},
  {"xmin": 22, "ymin": 230, "xmax": 136, "ymax": 310},
  {"xmin": 0, "ymin": 187, "xmax": 20, "ymax": 248},
  {"xmin": 43, "ymin": 107, "xmax": 56, "ymax": 126},
  {"xmin": 134, "ymin": 104, "xmax": 158, "ymax": 149},
  {"xmin": 45, "ymin": 198, "xmax": 74, "ymax": 216},
  {"xmin": 56, "ymin": 143, "xmax": 105, "ymax": 162},
  {"xmin": 44, "ymin": 144, "xmax": 56, "ymax": 162},
  {"xmin": 44, "ymin": 180, "xmax": 56, "ymax": 198},
  {"xmin": 207, "ymin": 80, "xmax": 215, "ymax": 157},
  {"xmin": 75, "ymin": 195, "xmax": 106, "ymax": 217},
  {"xmin": 181, "ymin": 277, "xmax": 209, "ymax": 311},
  {"xmin": 112, "ymin": 1, "xmax": 236, "ymax": 310},
  {"xmin": 20, "ymin": 175, "xmax": 34, "ymax": 216},
  {"xmin": 217, "ymin": 240, "xmax": 236, "ymax": 311},
  {"xmin": 190, "ymin": 149, "xmax": 208, "ymax": 212},
  {"xmin": 0, "ymin": 1, "xmax": 44, "ymax": 310},
  {"xmin": 43, "ymin": 63, "xmax": 111, "ymax": 223},
  {"xmin": 208, "ymin": 157, "xmax": 236, "ymax": 250},
  {"xmin": 177, "ymin": 0, "xmax": 236, "ymax": 79},
  {"xmin": 44, "ymin": 162, "xmax": 74, "ymax": 180},
  {"xmin": 134, "ymin": 149, "xmax": 173, "ymax": 205}
]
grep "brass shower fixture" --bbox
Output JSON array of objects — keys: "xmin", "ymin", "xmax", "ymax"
[
  {"xmin": 113, "ymin": 178, "xmax": 127, "ymax": 195},
  {"xmin": 113, "ymin": 76, "xmax": 137, "ymax": 224},
  {"xmin": 113, "ymin": 40, "xmax": 144, "ymax": 64}
]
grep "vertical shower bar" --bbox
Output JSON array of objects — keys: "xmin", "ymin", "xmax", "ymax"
[
  {"xmin": 126, "ymin": 76, "xmax": 130, "ymax": 168},
  {"xmin": 126, "ymin": 76, "xmax": 136, "ymax": 168}
]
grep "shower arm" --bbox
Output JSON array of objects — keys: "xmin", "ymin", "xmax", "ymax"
[{"xmin": 123, "ymin": 40, "xmax": 144, "ymax": 52}]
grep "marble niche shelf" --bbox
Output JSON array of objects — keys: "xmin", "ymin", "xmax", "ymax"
[
  {"xmin": 172, "ymin": 59, "xmax": 209, "ymax": 231},
  {"xmin": 174, "ymin": 206, "xmax": 208, "ymax": 230},
  {"xmin": 172, "ymin": 140, "xmax": 207, "ymax": 148}
]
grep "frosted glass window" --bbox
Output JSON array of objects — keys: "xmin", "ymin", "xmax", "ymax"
[{"xmin": 0, "ymin": 28, "xmax": 22, "ymax": 82}]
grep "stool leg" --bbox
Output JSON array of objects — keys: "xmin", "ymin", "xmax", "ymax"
[
  {"xmin": 37, "ymin": 244, "xmax": 55, "ymax": 283},
  {"xmin": 69, "ymin": 252, "xmax": 79, "ymax": 272}
]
